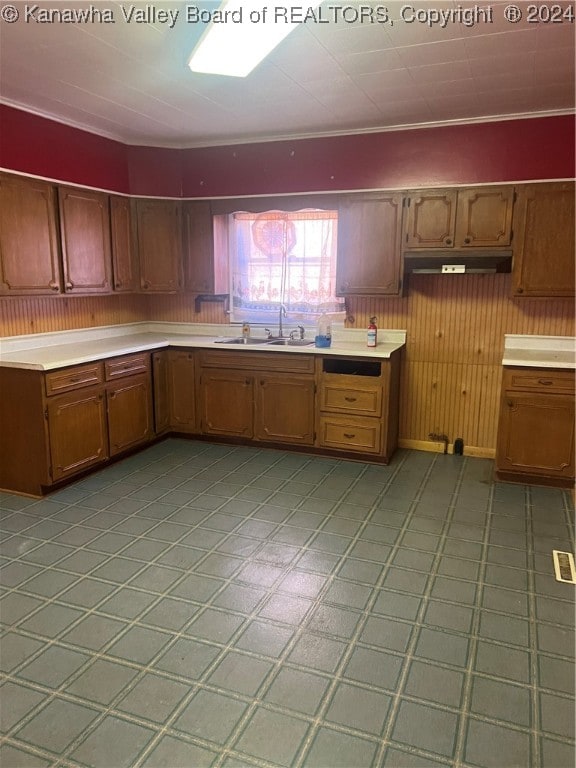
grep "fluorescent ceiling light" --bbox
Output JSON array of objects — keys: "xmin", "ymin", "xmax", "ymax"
[{"xmin": 188, "ymin": 1, "xmax": 321, "ymax": 77}]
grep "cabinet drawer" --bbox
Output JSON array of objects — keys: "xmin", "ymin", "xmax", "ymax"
[
  {"xmin": 45, "ymin": 362, "xmax": 104, "ymax": 396},
  {"xmin": 503, "ymin": 368, "xmax": 575, "ymax": 394},
  {"xmin": 105, "ymin": 353, "xmax": 150, "ymax": 381},
  {"xmin": 320, "ymin": 383, "xmax": 382, "ymax": 416},
  {"xmin": 319, "ymin": 415, "xmax": 381, "ymax": 454}
]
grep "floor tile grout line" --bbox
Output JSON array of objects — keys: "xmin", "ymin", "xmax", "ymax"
[
  {"xmin": 452, "ymin": 466, "xmax": 496, "ymax": 768},
  {"xmin": 371, "ymin": 452, "xmax": 469, "ymax": 768},
  {"xmin": 526, "ymin": 484, "xmax": 543, "ymax": 768}
]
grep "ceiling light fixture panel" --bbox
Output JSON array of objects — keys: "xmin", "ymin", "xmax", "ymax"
[{"xmin": 188, "ymin": 1, "xmax": 322, "ymax": 78}]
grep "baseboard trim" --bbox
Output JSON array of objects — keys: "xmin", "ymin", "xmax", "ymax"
[{"xmin": 398, "ymin": 438, "xmax": 495, "ymax": 459}]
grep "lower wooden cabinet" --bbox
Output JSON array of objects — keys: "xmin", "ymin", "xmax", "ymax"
[
  {"xmin": 0, "ymin": 353, "xmax": 154, "ymax": 495},
  {"xmin": 254, "ymin": 374, "xmax": 315, "ymax": 445},
  {"xmin": 168, "ymin": 350, "xmax": 197, "ymax": 433},
  {"xmin": 200, "ymin": 370, "xmax": 254, "ymax": 437},
  {"xmin": 496, "ymin": 367, "xmax": 575, "ymax": 486},
  {"xmin": 47, "ymin": 387, "xmax": 108, "ymax": 481},
  {"xmin": 107, "ymin": 374, "xmax": 153, "ymax": 456},
  {"xmin": 317, "ymin": 354, "xmax": 401, "ymax": 461},
  {"xmin": 152, "ymin": 351, "xmax": 171, "ymax": 434}
]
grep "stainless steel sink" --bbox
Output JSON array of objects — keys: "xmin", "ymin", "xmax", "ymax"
[
  {"xmin": 267, "ymin": 339, "xmax": 315, "ymax": 347},
  {"xmin": 214, "ymin": 337, "xmax": 271, "ymax": 345}
]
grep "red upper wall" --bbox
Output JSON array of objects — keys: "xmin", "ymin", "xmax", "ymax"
[
  {"xmin": 1, "ymin": 104, "xmax": 574, "ymax": 197},
  {"xmin": 0, "ymin": 105, "xmax": 129, "ymax": 192}
]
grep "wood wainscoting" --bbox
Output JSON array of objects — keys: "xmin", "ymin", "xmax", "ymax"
[{"xmin": 346, "ymin": 273, "xmax": 575, "ymax": 456}]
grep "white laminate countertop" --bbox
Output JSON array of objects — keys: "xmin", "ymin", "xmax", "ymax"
[
  {"xmin": 0, "ymin": 322, "xmax": 406, "ymax": 371},
  {"xmin": 502, "ymin": 334, "xmax": 576, "ymax": 370}
]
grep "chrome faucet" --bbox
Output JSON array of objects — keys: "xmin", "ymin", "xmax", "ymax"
[
  {"xmin": 278, "ymin": 303, "xmax": 287, "ymax": 338},
  {"xmin": 289, "ymin": 325, "xmax": 305, "ymax": 340}
]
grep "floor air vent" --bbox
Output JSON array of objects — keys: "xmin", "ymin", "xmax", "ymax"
[{"xmin": 552, "ymin": 550, "xmax": 576, "ymax": 584}]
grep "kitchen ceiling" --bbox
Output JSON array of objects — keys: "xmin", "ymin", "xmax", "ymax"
[{"xmin": 0, "ymin": 1, "xmax": 574, "ymax": 147}]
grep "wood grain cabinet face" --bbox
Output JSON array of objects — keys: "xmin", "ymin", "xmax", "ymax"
[
  {"xmin": 496, "ymin": 367, "xmax": 575, "ymax": 484},
  {"xmin": 47, "ymin": 387, "xmax": 109, "ymax": 481},
  {"xmin": 183, "ymin": 201, "xmax": 217, "ymax": 293},
  {"xmin": 455, "ymin": 187, "xmax": 514, "ymax": 247},
  {"xmin": 199, "ymin": 370, "xmax": 254, "ymax": 437},
  {"xmin": 136, "ymin": 199, "xmax": 183, "ymax": 292},
  {"xmin": 0, "ymin": 174, "xmax": 61, "ymax": 295},
  {"xmin": 511, "ymin": 182, "xmax": 575, "ymax": 297},
  {"xmin": 152, "ymin": 351, "xmax": 171, "ymax": 435},
  {"xmin": 254, "ymin": 374, "xmax": 315, "ymax": 445},
  {"xmin": 168, "ymin": 350, "xmax": 197, "ymax": 432},
  {"xmin": 404, "ymin": 190, "xmax": 457, "ymax": 249},
  {"xmin": 107, "ymin": 374, "xmax": 153, "ymax": 456},
  {"xmin": 110, "ymin": 196, "xmax": 139, "ymax": 292},
  {"xmin": 58, "ymin": 187, "xmax": 112, "ymax": 293},
  {"xmin": 404, "ymin": 187, "xmax": 514, "ymax": 250},
  {"xmin": 337, "ymin": 194, "xmax": 404, "ymax": 295}
]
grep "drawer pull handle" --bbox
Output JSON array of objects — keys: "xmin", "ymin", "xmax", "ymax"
[
  {"xmin": 69, "ymin": 376, "xmax": 81, "ymax": 383},
  {"xmin": 344, "ymin": 396, "xmax": 357, "ymax": 402},
  {"xmin": 344, "ymin": 433, "xmax": 356, "ymax": 439},
  {"xmin": 538, "ymin": 379, "xmax": 554, "ymax": 385}
]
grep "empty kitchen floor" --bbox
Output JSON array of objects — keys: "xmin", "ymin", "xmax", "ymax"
[{"xmin": 0, "ymin": 439, "xmax": 574, "ymax": 768}]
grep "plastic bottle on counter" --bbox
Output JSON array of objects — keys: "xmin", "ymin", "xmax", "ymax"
[
  {"xmin": 367, "ymin": 317, "xmax": 377, "ymax": 347},
  {"xmin": 315, "ymin": 312, "xmax": 332, "ymax": 348}
]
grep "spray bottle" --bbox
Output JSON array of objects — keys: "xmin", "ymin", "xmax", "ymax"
[{"xmin": 367, "ymin": 316, "xmax": 377, "ymax": 348}]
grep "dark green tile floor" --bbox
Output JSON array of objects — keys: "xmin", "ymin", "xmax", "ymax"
[{"xmin": 0, "ymin": 439, "xmax": 574, "ymax": 768}]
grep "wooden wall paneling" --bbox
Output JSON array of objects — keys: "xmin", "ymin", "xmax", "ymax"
[
  {"xmin": 145, "ymin": 294, "xmax": 229, "ymax": 326},
  {"xmin": 0, "ymin": 295, "xmax": 147, "ymax": 336}
]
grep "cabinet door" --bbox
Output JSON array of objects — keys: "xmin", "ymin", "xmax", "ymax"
[
  {"xmin": 110, "ymin": 196, "xmax": 138, "ymax": 292},
  {"xmin": 59, "ymin": 187, "xmax": 112, "ymax": 293},
  {"xmin": 199, "ymin": 371, "xmax": 253, "ymax": 437},
  {"xmin": 337, "ymin": 194, "xmax": 403, "ymax": 295},
  {"xmin": 183, "ymin": 201, "xmax": 219, "ymax": 293},
  {"xmin": 404, "ymin": 190, "xmax": 457, "ymax": 249},
  {"xmin": 455, "ymin": 187, "xmax": 514, "ymax": 247},
  {"xmin": 0, "ymin": 175, "xmax": 61, "ymax": 295},
  {"xmin": 169, "ymin": 350, "xmax": 197, "ymax": 432},
  {"xmin": 511, "ymin": 182, "xmax": 575, "ymax": 297},
  {"xmin": 47, "ymin": 388, "xmax": 108, "ymax": 481},
  {"xmin": 254, "ymin": 374, "xmax": 315, "ymax": 445},
  {"xmin": 136, "ymin": 199, "xmax": 182, "ymax": 292},
  {"xmin": 497, "ymin": 392, "xmax": 575, "ymax": 479},
  {"xmin": 152, "ymin": 351, "xmax": 170, "ymax": 435},
  {"xmin": 107, "ymin": 374, "xmax": 153, "ymax": 456}
]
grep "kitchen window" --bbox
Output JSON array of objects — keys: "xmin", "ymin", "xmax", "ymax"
[{"xmin": 215, "ymin": 208, "xmax": 345, "ymax": 325}]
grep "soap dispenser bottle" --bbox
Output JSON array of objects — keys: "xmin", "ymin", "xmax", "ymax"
[{"xmin": 315, "ymin": 312, "xmax": 332, "ymax": 348}]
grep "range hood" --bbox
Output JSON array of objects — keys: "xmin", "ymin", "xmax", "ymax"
[{"xmin": 403, "ymin": 250, "xmax": 512, "ymax": 274}]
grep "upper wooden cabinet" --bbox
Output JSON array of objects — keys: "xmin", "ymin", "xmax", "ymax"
[
  {"xmin": 511, "ymin": 182, "xmax": 575, "ymax": 298},
  {"xmin": 110, "ymin": 196, "xmax": 139, "ymax": 292},
  {"xmin": 183, "ymin": 201, "xmax": 218, "ymax": 293},
  {"xmin": 0, "ymin": 174, "xmax": 61, "ymax": 295},
  {"xmin": 337, "ymin": 193, "xmax": 403, "ymax": 295},
  {"xmin": 136, "ymin": 199, "xmax": 183, "ymax": 292},
  {"xmin": 404, "ymin": 187, "xmax": 514, "ymax": 250},
  {"xmin": 58, "ymin": 187, "xmax": 112, "ymax": 293}
]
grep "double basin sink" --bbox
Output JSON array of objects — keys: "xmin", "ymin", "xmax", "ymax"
[{"xmin": 214, "ymin": 337, "xmax": 314, "ymax": 347}]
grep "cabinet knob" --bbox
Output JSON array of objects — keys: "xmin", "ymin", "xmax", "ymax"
[
  {"xmin": 517, "ymin": 287, "xmax": 524, "ymax": 294},
  {"xmin": 445, "ymin": 238, "xmax": 452, "ymax": 245},
  {"xmin": 49, "ymin": 281, "xmax": 59, "ymax": 291},
  {"xmin": 464, "ymin": 237, "xmax": 471, "ymax": 244},
  {"xmin": 142, "ymin": 281, "xmax": 150, "ymax": 289},
  {"xmin": 537, "ymin": 379, "xmax": 554, "ymax": 386},
  {"xmin": 344, "ymin": 433, "xmax": 356, "ymax": 439},
  {"xmin": 115, "ymin": 281, "xmax": 122, "ymax": 288},
  {"xmin": 65, "ymin": 281, "xmax": 73, "ymax": 289},
  {"xmin": 507, "ymin": 400, "xmax": 513, "ymax": 408},
  {"xmin": 344, "ymin": 396, "xmax": 357, "ymax": 402}
]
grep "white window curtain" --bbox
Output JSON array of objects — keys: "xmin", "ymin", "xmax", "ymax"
[{"xmin": 229, "ymin": 209, "xmax": 345, "ymax": 324}]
